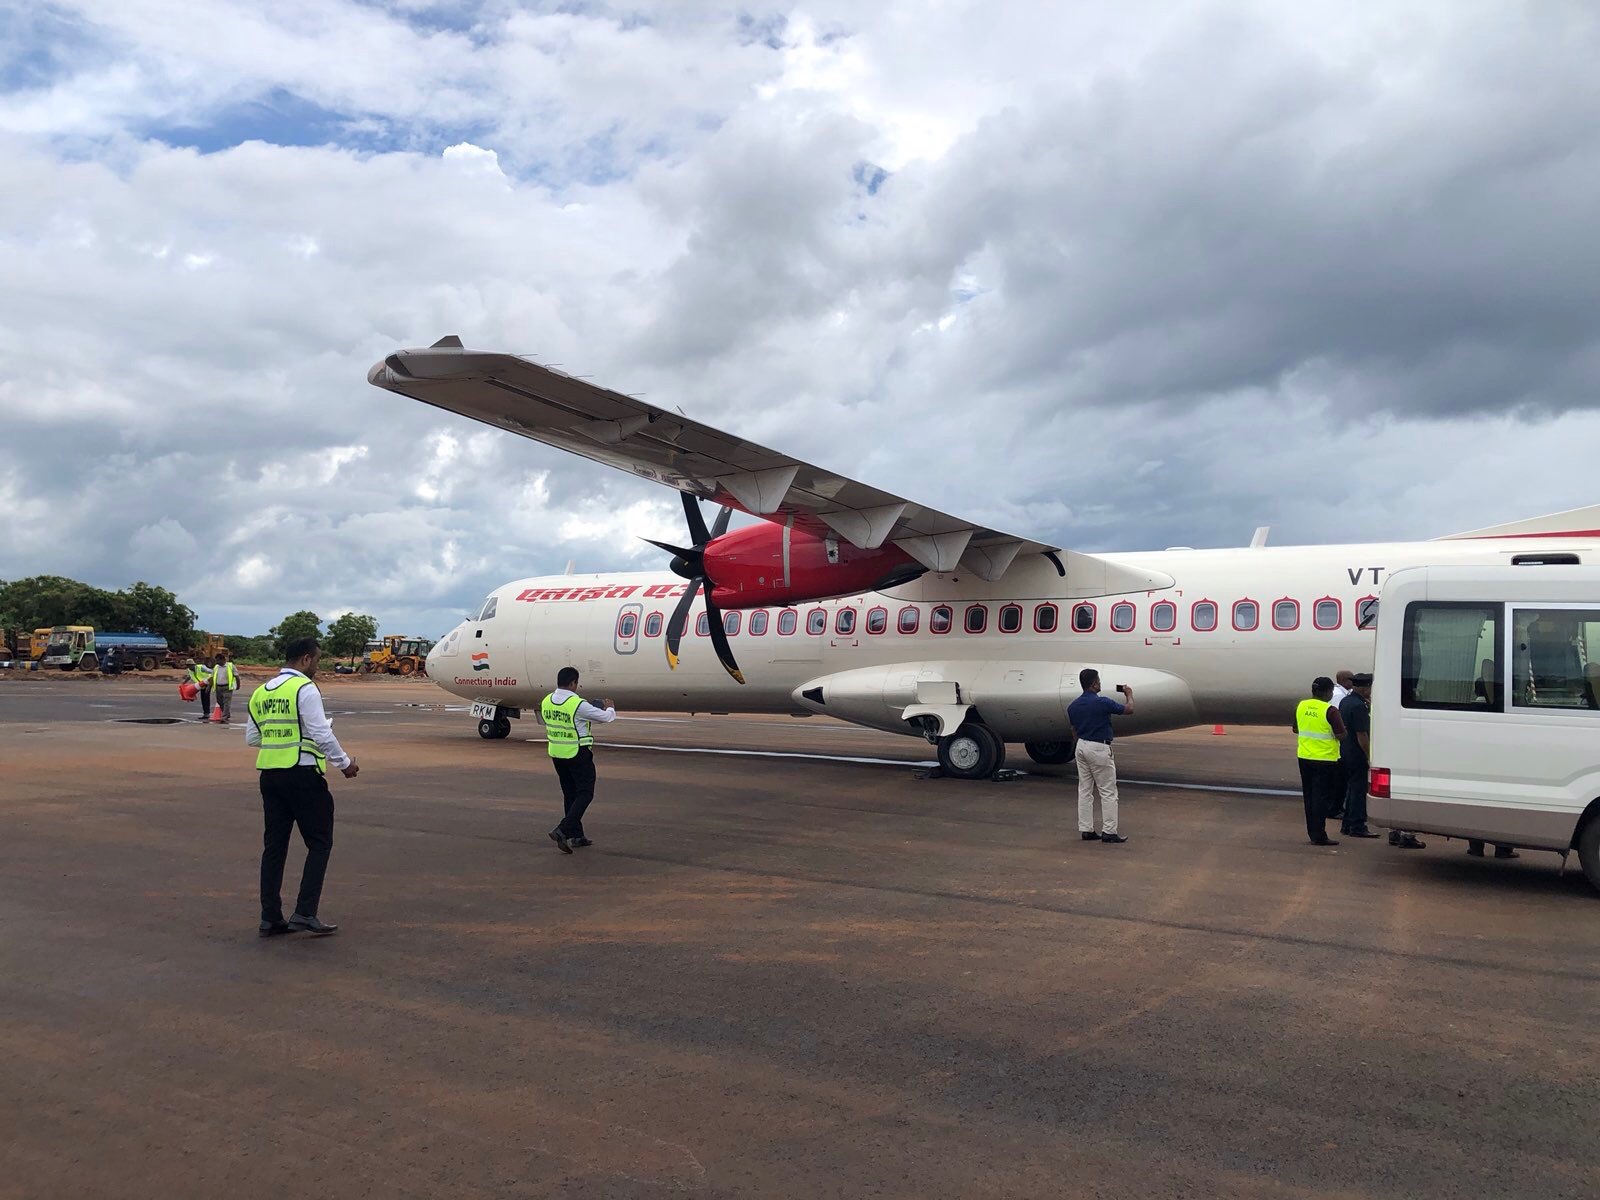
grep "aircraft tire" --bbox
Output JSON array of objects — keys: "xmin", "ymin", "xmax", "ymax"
[
  {"xmin": 938, "ymin": 722, "xmax": 1004, "ymax": 780},
  {"xmin": 478, "ymin": 718, "xmax": 498, "ymax": 740},
  {"xmin": 1024, "ymin": 739, "xmax": 1075, "ymax": 765},
  {"xmin": 492, "ymin": 715, "xmax": 512, "ymax": 739},
  {"xmin": 1578, "ymin": 815, "xmax": 1600, "ymax": 895}
]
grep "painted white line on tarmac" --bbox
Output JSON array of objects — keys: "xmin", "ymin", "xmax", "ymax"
[{"xmin": 525, "ymin": 739, "xmax": 1301, "ymax": 796}]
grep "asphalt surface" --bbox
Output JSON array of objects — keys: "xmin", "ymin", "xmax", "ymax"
[{"xmin": 2, "ymin": 673, "xmax": 1597, "ymax": 1198}]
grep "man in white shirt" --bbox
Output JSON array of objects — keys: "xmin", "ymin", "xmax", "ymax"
[
  {"xmin": 1330, "ymin": 670, "xmax": 1355, "ymax": 708},
  {"xmin": 245, "ymin": 636, "xmax": 360, "ymax": 936},
  {"xmin": 541, "ymin": 666, "xmax": 617, "ymax": 853}
]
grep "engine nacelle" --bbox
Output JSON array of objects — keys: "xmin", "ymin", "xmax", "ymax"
[
  {"xmin": 705, "ymin": 524, "xmax": 923, "ymax": 609},
  {"xmin": 791, "ymin": 660, "xmax": 1200, "ymax": 742}
]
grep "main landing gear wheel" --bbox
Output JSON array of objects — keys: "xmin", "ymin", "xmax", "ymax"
[
  {"xmin": 937, "ymin": 722, "xmax": 1005, "ymax": 780},
  {"xmin": 1025, "ymin": 739, "xmax": 1075, "ymax": 765},
  {"xmin": 493, "ymin": 715, "xmax": 512, "ymax": 739},
  {"xmin": 478, "ymin": 716, "xmax": 513, "ymax": 740}
]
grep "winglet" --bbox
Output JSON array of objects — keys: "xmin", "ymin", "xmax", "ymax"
[{"xmin": 430, "ymin": 334, "xmax": 464, "ymax": 349}]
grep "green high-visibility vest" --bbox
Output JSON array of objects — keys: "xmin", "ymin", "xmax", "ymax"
[
  {"xmin": 541, "ymin": 692, "xmax": 590, "ymax": 759},
  {"xmin": 1295, "ymin": 698, "xmax": 1339, "ymax": 762},
  {"xmin": 213, "ymin": 661, "xmax": 237, "ymax": 689},
  {"xmin": 248, "ymin": 674, "xmax": 327, "ymax": 774},
  {"xmin": 189, "ymin": 664, "xmax": 212, "ymax": 686}
]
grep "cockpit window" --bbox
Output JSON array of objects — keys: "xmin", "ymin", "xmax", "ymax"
[{"xmin": 477, "ymin": 595, "xmax": 498, "ymax": 621}]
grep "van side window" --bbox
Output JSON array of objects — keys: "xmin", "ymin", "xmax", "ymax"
[
  {"xmin": 1510, "ymin": 607, "xmax": 1600, "ymax": 710},
  {"xmin": 1401, "ymin": 602, "xmax": 1502, "ymax": 711}
]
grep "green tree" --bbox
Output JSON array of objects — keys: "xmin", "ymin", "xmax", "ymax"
[
  {"xmin": 269, "ymin": 611, "xmax": 322, "ymax": 657},
  {"xmin": 110, "ymin": 581, "xmax": 197, "ymax": 645},
  {"xmin": 326, "ymin": 612, "xmax": 379, "ymax": 663}
]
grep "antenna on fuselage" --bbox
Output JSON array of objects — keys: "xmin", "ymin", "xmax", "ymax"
[{"xmin": 1250, "ymin": 526, "xmax": 1270, "ymax": 548}]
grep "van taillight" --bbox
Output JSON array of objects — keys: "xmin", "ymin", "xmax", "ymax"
[{"xmin": 1369, "ymin": 767, "xmax": 1391, "ymax": 799}]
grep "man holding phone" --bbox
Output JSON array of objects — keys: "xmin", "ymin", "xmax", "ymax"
[{"xmin": 1067, "ymin": 668, "xmax": 1133, "ymax": 844}]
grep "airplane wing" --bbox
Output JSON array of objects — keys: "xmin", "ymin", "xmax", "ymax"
[{"xmin": 368, "ymin": 337, "xmax": 1060, "ymax": 580}]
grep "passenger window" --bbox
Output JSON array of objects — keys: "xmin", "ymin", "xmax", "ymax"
[
  {"xmin": 778, "ymin": 609, "xmax": 798, "ymax": 635},
  {"xmin": 724, "ymin": 611, "xmax": 741, "ymax": 635},
  {"xmin": 930, "ymin": 605, "xmax": 953, "ymax": 634},
  {"xmin": 1273, "ymin": 600, "xmax": 1299, "ymax": 631},
  {"xmin": 898, "ymin": 606, "xmax": 920, "ymax": 634},
  {"xmin": 1191, "ymin": 601, "xmax": 1217, "ymax": 631},
  {"xmin": 1072, "ymin": 603, "xmax": 1096, "ymax": 632},
  {"xmin": 1314, "ymin": 599, "xmax": 1340, "ymax": 630},
  {"xmin": 835, "ymin": 608, "xmax": 856, "ymax": 635},
  {"xmin": 866, "ymin": 607, "xmax": 887, "ymax": 634},
  {"xmin": 998, "ymin": 604, "xmax": 1022, "ymax": 633},
  {"xmin": 964, "ymin": 605, "xmax": 988, "ymax": 634},
  {"xmin": 1510, "ymin": 607, "xmax": 1600, "ymax": 710},
  {"xmin": 806, "ymin": 609, "xmax": 827, "ymax": 635},
  {"xmin": 478, "ymin": 595, "xmax": 498, "ymax": 621},
  {"xmin": 1110, "ymin": 602, "xmax": 1135, "ymax": 632},
  {"xmin": 696, "ymin": 613, "xmax": 710, "ymax": 636},
  {"xmin": 749, "ymin": 611, "xmax": 769, "ymax": 636},
  {"xmin": 644, "ymin": 612, "xmax": 663, "ymax": 638},
  {"xmin": 1151, "ymin": 602, "xmax": 1176, "ymax": 632},
  {"xmin": 1233, "ymin": 600, "xmax": 1259, "ymax": 631},
  {"xmin": 618, "ymin": 612, "xmax": 638, "ymax": 638},
  {"xmin": 1403, "ymin": 602, "xmax": 1503, "ymax": 711},
  {"xmin": 1034, "ymin": 604, "xmax": 1059, "ymax": 633},
  {"xmin": 1357, "ymin": 598, "xmax": 1380, "ymax": 630}
]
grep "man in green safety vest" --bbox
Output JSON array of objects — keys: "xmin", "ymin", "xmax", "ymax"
[
  {"xmin": 1293, "ymin": 676, "xmax": 1348, "ymax": 846},
  {"xmin": 245, "ymin": 636, "xmax": 360, "ymax": 936},
  {"xmin": 541, "ymin": 665, "xmax": 617, "ymax": 853},
  {"xmin": 186, "ymin": 657, "xmax": 212, "ymax": 722},
  {"xmin": 212, "ymin": 651, "xmax": 238, "ymax": 725}
]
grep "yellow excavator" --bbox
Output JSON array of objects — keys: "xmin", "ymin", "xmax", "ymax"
[{"xmin": 358, "ymin": 635, "xmax": 433, "ymax": 676}]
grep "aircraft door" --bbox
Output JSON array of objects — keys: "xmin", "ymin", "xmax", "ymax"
[{"xmin": 614, "ymin": 603, "xmax": 642, "ymax": 655}]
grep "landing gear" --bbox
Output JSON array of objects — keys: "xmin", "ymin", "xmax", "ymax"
[
  {"xmin": 937, "ymin": 722, "xmax": 1005, "ymax": 780},
  {"xmin": 1025, "ymin": 739, "xmax": 1075, "ymax": 765},
  {"xmin": 477, "ymin": 715, "xmax": 513, "ymax": 740}
]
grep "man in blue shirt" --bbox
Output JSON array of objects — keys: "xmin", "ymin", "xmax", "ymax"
[{"xmin": 1067, "ymin": 668, "xmax": 1133, "ymax": 844}]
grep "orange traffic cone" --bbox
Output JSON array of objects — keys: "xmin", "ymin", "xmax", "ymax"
[
  {"xmin": 1211, "ymin": 724, "xmax": 1226, "ymax": 736},
  {"xmin": 211, "ymin": 704, "xmax": 224, "ymax": 723}
]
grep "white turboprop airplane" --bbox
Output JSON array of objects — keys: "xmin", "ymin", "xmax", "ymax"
[{"xmin": 369, "ymin": 338, "xmax": 1600, "ymax": 777}]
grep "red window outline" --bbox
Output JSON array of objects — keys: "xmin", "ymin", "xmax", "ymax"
[
  {"xmin": 963, "ymin": 604, "xmax": 989, "ymax": 634},
  {"xmin": 724, "ymin": 610, "xmax": 741, "ymax": 636},
  {"xmin": 1110, "ymin": 601, "xmax": 1136, "ymax": 633},
  {"xmin": 1190, "ymin": 599, "xmax": 1218, "ymax": 632},
  {"xmin": 1150, "ymin": 600, "xmax": 1177, "ymax": 633},
  {"xmin": 998, "ymin": 603, "xmax": 1023, "ymax": 634},
  {"xmin": 897, "ymin": 606, "xmax": 920, "ymax": 634},
  {"xmin": 1232, "ymin": 598, "xmax": 1260, "ymax": 632},
  {"xmin": 1312, "ymin": 596, "xmax": 1341, "ymax": 631},
  {"xmin": 834, "ymin": 608, "xmax": 856, "ymax": 636},
  {"xmin": 806, "ymin": 608, "xmax": 827, "ymax": 636},
  {"xmin": 1355, "ymin": 594, "xmax": 1380, "ymax": 631},
  {"xmin": 1034, "ymin": 603, "xmax": 1060, "ymax": 633},
  {"xmin": 643, "ymin": 611, "xmax": 663, "ymax": 638},
  {"xmin": 616, "ymin": 610, "xmax": 639, "ymax": 639},
  {"xmin": 930, "ymin": 605, "xmax": 954, "ymax": 635},
  {"xmin": 1271, "ymin": 597, "xmax": 1300, "ymax": 632},
  {"xmin": 866, "ymin": 606, "xmax": 888, "ymax": 635},
  {"xmin": 748, "ymin": 610, "xmax": 769, "ymax": 636},
  {"xmin": 777, "ymin": 608, "xmax": 798, "ymax": 636},
  {"xmin": 1071, "ymin": 602, "xmax": 1097, "ymax": 633},
  {"xmin": 695, "ymin": 612, "xmax": 711, "ymax": 637}
]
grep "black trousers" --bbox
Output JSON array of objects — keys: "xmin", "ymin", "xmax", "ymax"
[
  {"xmin": 1298, "ymin": 758, "xmax": 1343, "ymax": 841},
  {"xmin": 260, "ymin": 766, "xmax": 335, "ymax": 922},
  {"xmin": 1341, "ymin": 758, "xmax": 1370, "ymax": 832},
  {"xmin": 552, "ymin": 748, "xmax": 597, "ymax": 838},
  {"xmin": 197, "ymin": 685, "xmax": 211, "ymax": 719}
]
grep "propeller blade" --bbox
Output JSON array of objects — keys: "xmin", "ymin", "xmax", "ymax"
[
  {"xmin": 680, "ymin": 491, "xmax": 711, "ymax": 546},
  {"xmin": 710, "ymin": 504, "xmax": 733, "ymax": 539},
  {"xmin": 664, "ymin": 578, "xmax": 702, "ymax": 671},
  {"xmin": 642, "ymin": 537, "xmax": 696, "ymax": 559},
  {"xmin": 702, "ymin": 590, "xmax": 747, "ymax": 685}
]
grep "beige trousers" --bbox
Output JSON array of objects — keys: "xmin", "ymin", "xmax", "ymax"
[{"xmin": 1075, "ymin": 739, "xmax": 1119, "ymax": 835}]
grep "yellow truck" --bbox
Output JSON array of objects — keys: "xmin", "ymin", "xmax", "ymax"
[{"xmin": 358, "ymin": 635, "xmax": 433, "ymax": 676}]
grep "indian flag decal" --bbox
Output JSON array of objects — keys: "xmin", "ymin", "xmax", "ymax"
[{"xmin": 470, "ymin": 652, "xmax": 490, "ymax": 671}]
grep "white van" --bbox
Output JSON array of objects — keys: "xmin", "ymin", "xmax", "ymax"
[{"xmin": 1367, "ymin": 563, "xmax": 1600, "ymax": 891}]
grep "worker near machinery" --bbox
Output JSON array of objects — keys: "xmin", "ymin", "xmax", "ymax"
[
  {"xmin": 186, "ymin": 657, "xmax": 212, "ymax": 722},
  {"xmin": 212, "ymin": 650, "xmax": 238, "ymax": 725},
  {"xmin": 1337, "ymin": 673, "xmax": 1380, "ymax": 838},
  {"xmin": 541, "ymin": 666, "xmax": 616, "ymax": 853},
  {"xmin": 1067, "ymin": 669, "xmax": 1131, "ymax": 844},
  {"xmin": 245, "ymin": 636, "xmax": 358, "ymax": 937},
  {"xmin": 1294, "ymin": 676, "xmax": 1348, "ymax": 846}
]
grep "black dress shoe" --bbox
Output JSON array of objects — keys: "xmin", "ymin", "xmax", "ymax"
[
  {"xmin": 1100, "ymin": 833, "xmax": 1128, "ymax": 844},
  {"xmin": 1396, "ymin": 835, "xmax": 1426, "ymax": 850},
  {"xmin": 569, "ymin": 837, "xmax": 594, "ymax": 848},
  {"xmin": 258, "ymin": 920, "xmax": 290, "ymax": 938},
  {"xmin": 1494, "ymin": 846, "xmax": 1519, "ymax": 859},
  {"xmin": 287, "ymin": 914, "xmax": 338, "ymax": 935},
  {"xmin": 1080, "ymin": 831, "xmax": 1101, "ymax": 841},
  {"xmin": 1311, "ymin": 837, "xmax": 1340, "ymax": 846},
  {"xmin": 1347, "ymin": 830, "xmax": 1381, "ymax": 838},
  {"xmin": 1467, "ymin": 840, "xmax": 1485, "ymax": 857},
  {"xmin": 549, "ymin": 829, "xmax": 573, "ymax": 854}
]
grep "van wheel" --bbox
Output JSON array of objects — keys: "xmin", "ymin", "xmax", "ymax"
[
  {"xmin": 937, "ymin": 723, "xmax": 1005, "ymax": 779},
  {"xmin": 1577, "ymin": 818, "xmax": 1600, "ymax": 894},
  {"xmin": 477, "ymin": 718, "xmax": 498, "ymax": 739},
  {"xmin": 1025, "ymin": 739, "xmax": 1075, "ymax": 765}
]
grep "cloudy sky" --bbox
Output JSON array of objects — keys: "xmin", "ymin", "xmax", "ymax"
[{"xmin": 3, "ymin": 1, "xmax": 1598, "ymax": 638}]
